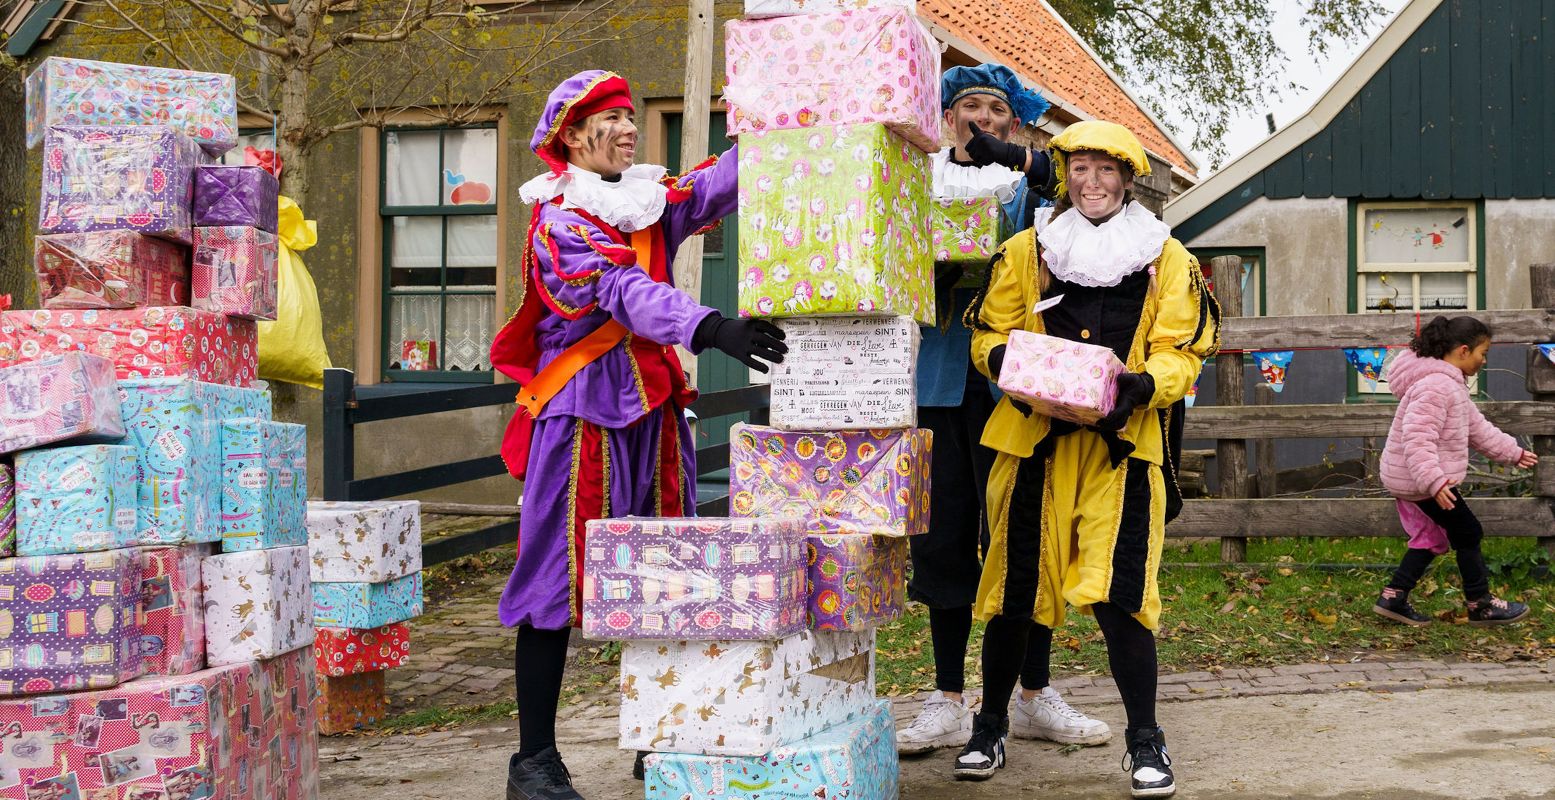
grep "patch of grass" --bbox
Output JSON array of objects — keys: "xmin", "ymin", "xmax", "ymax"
[
  {"xmin": 373, "ymin": 700, "xmax": 518, "ymax": 734},
  {"xmin": 874, "ymin": 537, "xmax": 1555, "ymax": 693}
]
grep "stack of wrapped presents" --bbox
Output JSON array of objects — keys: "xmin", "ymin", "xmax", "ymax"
[
  {"xmin": 0, "ymin": 57, "xmax": 318, "ymax": 799},
  {"xmin": 306, "ymin": 500, "xmax": 423, "ymax": 734},
  {"xmin": 579, "ymin": 2, "xmax": 943, "ymax": 798}
]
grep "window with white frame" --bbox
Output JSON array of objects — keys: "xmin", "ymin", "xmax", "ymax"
[
  {"xmin": 380, "ymin": 126, "xmax": 499, "ymax": 380},
  {"xmin": 1355, "ymin": 201, "xmax": 1479, "ymax": 394}
]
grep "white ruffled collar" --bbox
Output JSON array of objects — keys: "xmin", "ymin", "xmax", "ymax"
[
  {"xmin": 930, "ymin": 148, "xmax": 1022, "ymax": 203},
  {"xmin": 518, "ymin": 163, "xmax": 669, "ymax": 232},
  {"xmin": 1035, "ymin": 202, "xmax": 1170, "ymax": 288}
]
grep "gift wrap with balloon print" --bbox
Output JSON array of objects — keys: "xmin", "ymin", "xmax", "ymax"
[
  {"xmin": 729, "ymin": 424, "xmax": 931, "ymax": 537},
  {"xmin": 618, "ymin": 628, "xmax": 875, "ymax": 756},
  {"xmin": 24, "ymin": 56, "xmax": 239, "ymax": 153},
  {"xmin": 0, "ymin": 549, "xmax": 145, "ymax": 697},
  {"xmin": 581, "ymin": 517, "xmax": 807, "ymax": 641},
  {"xmin": 312, "ymin": 623, "xmax": 409, "ymax": 678},
  {"xmin": 723, "ymin": 8, "xmax": 940, "ymax": 151},
  {"xmin": 0, "ymin": 352, "xmax": 124, "ymax": 455},
  {"xmin": 311, "ymin": 573, "xmax": 423, "ymax": 629},
  {"xmin": 995, "ymin": 330, "xmax": 1127, "ymax": 426},
  {"xmin": 14, "ymin": 444, "xmax": 138, "ymax": 556},
  {"xmin": 134, "ymin": 544, "xmax": 207, "ymax": 677},
  {"xmin": 805, "ymin": 533, "xmax": 906, "ymax": 631},
  {"xmin": 736, "ymin": 123, "xmax": 933, "ymax": 325},
  {"xmin": 930, "ymin": 196, "xmax": 1003, "ymax": 265},
  {"xmin": 0, "ymin": 647, "xmax": 319, "ymax": 800},
  {"xmin": 642, "ymin": 698, "xmax": 898, "ymax": 800},
  {"xmin": 0, "ymin": 307, "xmax": 260, "ymax": 387},
  {"xmin": 200, "ymin": 545, "xmax": 313, "ymax": 667}
]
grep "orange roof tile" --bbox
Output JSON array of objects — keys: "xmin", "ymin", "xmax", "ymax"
[{"xmin": 919, "ymin": 0, "xmax": 1194, "ymax": 173}]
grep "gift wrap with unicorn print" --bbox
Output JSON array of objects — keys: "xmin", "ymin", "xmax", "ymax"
[
  {"xmin": 806, "ymin": 533, "xmax": 907, "ymax": 631},
  {"xmin": 0, "ymin": 647, "xmax": 319, "ymax": 800},
  {"xmin": 14, "ymin": 444, "xmax": 138, "ymax": 556},
  {"xmin": 995, "ymin": 329, "xmax": 1127, "ymax": 426},
  {"xmin": 618, "ymin": 628, "xmax": 875, "ymax": 756},
  {"xmin": 729, "ymin": 424, "xmax": 932, "ymax": 537},
  {"xmin": 200, "ymin": 545, "xmax": 313, "ymax": 667},
  {"xmin": 304, "ymin": 500, "xmax": 421, "ymax": 584},
  {"xmin": 642, "ymin": 698, "xmax": 898, "ymax": 799},
  {"xmin": 930, "ymin": 196, "xmax": 1003, "ymax": 265},
  {"xmin": 311, "ymin": 573, "xmax": 423, "ymax": 629},
  {"xmin": 736, "ymin": 123, "xmax": 934, "ymax": 325},
  {"xmin": 580, "ymin": 517, "xmax": 807, "ymax": 641},
  {"xmin": 0, "ymin": 549, "xmax": 145, "ymax": 697}
]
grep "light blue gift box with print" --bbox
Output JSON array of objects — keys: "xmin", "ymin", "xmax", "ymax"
[
  {"xmin": 220, "ymin": 417, "xmax": 307, "ymax": 550},
  {"xmin": 312, "ymin": 572, "xmax": 424, "ymax": 628},
  {"xmin": 643, "ymin": 699, "xmax": 899, "ymax": 799},
  {"xmin": 117, "ymin": 378, "xmax": 270, "ymax": 545},
  {"xmin": 15, "ymin": 444, "xmax": 138, "ymax": 556}
]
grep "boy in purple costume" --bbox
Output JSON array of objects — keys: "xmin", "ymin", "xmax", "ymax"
[{"xmin": 489, "ymin": 70, "xmax": 785, "ymax": 800}]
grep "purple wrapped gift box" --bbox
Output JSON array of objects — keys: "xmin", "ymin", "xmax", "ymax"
[
  {"xmin": 193, "ymin": 165, "xmax": 280, "ymax": 233},
  {"xmin": 0, "ymin": 549, "xmax": 145, "ymax": 697},
  {"xmin": 39, "ymin": 126, "xmax": 201, "ymax": 244},
  {"xmin": 581, "ymin": 516, "xmax": 807, "ymax": 640},
  {"xmin": 806, "ymin": 533, "xmax": 907, "ymax": 631}
]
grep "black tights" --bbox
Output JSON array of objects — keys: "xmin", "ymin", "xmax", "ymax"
[
  {"xmin": 929, "ymin": 606, "xmax": 1052, "ymax": 694},
  {"xmin": 981, "ymin": 603, "xmax": 1157, "ymax": 734},
  {"xmin": 514, "ymin": 625, "xmax": 571, "ymax": 760}
]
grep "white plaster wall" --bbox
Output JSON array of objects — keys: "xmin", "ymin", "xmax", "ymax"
[
  {"xmin": 1178, "ymin": 196, "xmax": 1350, "ymax": 316},
  {"xmin": 1483, "ymin": 199, "xmax": 1555, "ymax": 308}
]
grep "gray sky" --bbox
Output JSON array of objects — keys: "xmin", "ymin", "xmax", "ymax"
[{"xmin": 1185, "ymin": 0, "xmax": 1411, "ymax": 173}]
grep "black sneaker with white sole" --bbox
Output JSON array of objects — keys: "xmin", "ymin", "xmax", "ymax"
[
  {"xmin": 953, "ymin": 711, "xmax": 1007, "ymax": 781},
  {"xmin": 507, "ymin": 747, "xmax": 584, "ymax": 800},
  {"xmin": 1123, "ymin": 727, "xmax": 1175, "ymax": 798},
  {"xmin": 1373, "ymin": 588, "xmax": 1432, "ymax": 627},
  {"xmin": 1467, "ymin": 595, "xmax": 1530, "ymax": 626}
]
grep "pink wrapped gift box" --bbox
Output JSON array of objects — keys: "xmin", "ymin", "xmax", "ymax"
[
  {"xmin": 192, "ymin": 226, "xmax": 280, "ymax": 321},
  {"xmin": 136, "ymin": 545, "xmax": 208, "ymax": 676},
  {"xmin": 0, "ymin": 307, "xmax": 259, "ymax": 387},
  {"xmin": 996, "ymin": 330, "xmax": 1126, "ymax": 425},
  {"xmin": 724, "ymin": 8, "xmax": 941, "ymax": 152},
  {"xmin": 34, "ymin": 231, "xmax": 190, "ymax": 310},
  {"xmin": 313, "ymin": 624, "xmax": 410, "ymax": 677},
  {"xmin": 743, "ymin": 0, "xmax": 918, "ymax": 16},
  {"xmin": 0, "ymin": 352, "xmax": 125, "ymax": 455}
]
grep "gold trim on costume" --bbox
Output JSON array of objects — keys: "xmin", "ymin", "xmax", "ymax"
[
  {"xmin": 536, "ymin": 71, "xmax": 621, "ymax": 154},
  {"xmin": 566, "ymin": 424, "xmax": 585, "ymax": 625},
  {"xmin": 600, "ymin": 428, "xmax": 612, "ymax": 519},
  {"xmin": 625, "ymin": 335, "xmax": 651, "ymax": 414}
]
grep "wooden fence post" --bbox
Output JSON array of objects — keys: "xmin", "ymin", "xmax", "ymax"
[
  {"xmin": 1211, "ymin": 255, "xmax": 1248, "ymax": 562},
  {"xmin": 1254, "ymin": 382, "xmax": 1277, "ymax": 498},
  {"xmin": 1527, "ymin": 264, "xmax": 1555, "ymax": 563}
]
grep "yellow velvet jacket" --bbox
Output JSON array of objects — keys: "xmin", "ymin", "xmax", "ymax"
[{"xmin": 969, "ymin": 226, "xmax": 1221, "ymax": 464}]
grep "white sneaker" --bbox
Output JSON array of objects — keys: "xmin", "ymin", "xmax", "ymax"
[
  {"xmin": 1010, "ymin": 686, "xmax": 1112, "ymax": 745},
  {"xmin": 896, "ymin": 690, "xmax": 973, "ymax": 755}
]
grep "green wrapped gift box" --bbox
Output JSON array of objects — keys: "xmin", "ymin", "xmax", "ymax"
[{"xmin": 930, "ymin": 196, "xmax": 1003, "ymax": 264}]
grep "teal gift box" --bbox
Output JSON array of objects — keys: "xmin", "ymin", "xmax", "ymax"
[
  {"xmin": 643, "ymin": 699, "xmax": 898, "ymax": 799},
  {"xmin": 312, "ymin": 572, "xmax": 424, "ymax": 628},
  {"xmin": 220, "ymin": 417, "xmax": 307, "ymax": 550},
  {"xmin": 15, "ymin": 444, "xmax": 138, "ymax": 556},
  {"xmin": 118, "ymin": 378, "xmax": 271, "ymax": 545}
]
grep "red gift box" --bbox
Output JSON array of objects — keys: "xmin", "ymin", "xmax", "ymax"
[
  {"xmin": 0, "ymin": 307, "xmax": 258, "ymax": 386},
  {"xmin": 34, "ymin": 231, "xmax": 190, "ymax": 310},
  {"xmin": 313, "ymin": 623, "xmax": 411, "ymax": 677}
]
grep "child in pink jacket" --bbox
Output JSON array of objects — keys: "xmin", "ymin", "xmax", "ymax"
[{"xmin": 1375, "ymin": 315, "xmax": 1539, "ymax": 627}]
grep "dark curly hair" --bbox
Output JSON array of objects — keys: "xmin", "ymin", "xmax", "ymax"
[{"xmin": 1410, "ymin": 315, "xmax": 1491, "ymax": 358}]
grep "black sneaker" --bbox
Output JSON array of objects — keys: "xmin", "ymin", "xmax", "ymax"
[
  {"xmin": 1123, "ymin": 727, "xmax": 1175, "ymax": 798},
  {"xmin": 1373, "ymin": 589, "xmax": 1432, "ymax": 627},
  {"xmin": 1467, "ymin": 595, "xmax": 1530, "ymax": 626},
  {"xmin": 952, "ymin": 711, "xmax": 1007, "ymax": 781},
  {"xmin": 507, "ymin": 747, "xmax": 584, "ymax": 800},
  {"xmin": 632, "ymin": 750, "xmax": 647, "ymax": 780}
]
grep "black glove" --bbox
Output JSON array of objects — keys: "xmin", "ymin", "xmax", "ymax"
[
  {"xmin": 692, "ymin": 314, "xmax": 787, "ymax": 373},
  {"xmin": 964, "ymin": 122, "xmax": 1028, "ymax": 171},
  {"xmin": 1095, "ymin": 371, "xmax": 1155, "ymax": 431},
  {"xmin": 988, "ymin": 345, "xmax": 1033, "ymax": 417}
]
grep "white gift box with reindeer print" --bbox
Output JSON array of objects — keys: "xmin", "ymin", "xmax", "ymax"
[
  {"xmin": 305, "ymin": 499, "xmax": 421, "ymax": 583},
  {"xmin": 618, "ymin": 628, "xmax": 874, "ymax": 756},
  {"xmin": 201, "ymin": 544, "xmax": 313, "ymax": 667}
]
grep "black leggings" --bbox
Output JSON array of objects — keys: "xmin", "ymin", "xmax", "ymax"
[
  {"xmin": 1386, "ymin": 491, "xmax": 1490, "ymax": 601},
  {"xmin": 928, "ymin": 606, "xmax": 1054, "ymax": 694},
  {"xmin": 513, "ymin": 625, "xmax": 571, "ymax": 760},
  {"xmin": 982, "ymin": 603, "xmax": 1157, "ymax": 734}
]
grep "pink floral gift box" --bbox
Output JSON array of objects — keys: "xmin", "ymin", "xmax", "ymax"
[{"xmin": 996, "ymin": 330, "xmax": 1127, "ymax": 425}]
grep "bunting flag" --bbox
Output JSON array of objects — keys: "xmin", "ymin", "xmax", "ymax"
[
  {"xmin": 1540, "ymin": 343, "xmax": 1555, "ymax": 366},
  {"xmin": 1344, "ymin": 346, "xmax": 1392, "ymax": 391},
  {"xmin": 1253, "ymin": 350, "xmax": 1293, "ymax": 393},
  {"xmin": 1185, "ymin": 372, "xmax": 1201, "ymax": 408}
]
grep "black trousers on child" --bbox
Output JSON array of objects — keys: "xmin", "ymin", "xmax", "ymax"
[{"xmin": 1386, "ymin": 490, "xmax": 1490, "ymax": 602}]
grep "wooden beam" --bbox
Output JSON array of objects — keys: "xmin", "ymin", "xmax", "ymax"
[
  {"xmin": 1184, "ymin": 401, "xmax": 1555, "ymax": 439},
  {"xmin": 1210, "ymin": 255, "xmax": 1248, "ymax": 562},
  {"xmin": 1219, "ymin": 308, "xmax": 1555, "ymax": 351},
  {"xmin": 1168, "ymin": 497, "xmax": 1554, "ymax": 538},
  {"xmin": 1253, "ymin": 383, "xmax": 1276, "ymax": 499},
  {"xmin": 673, "ymin": 0, "xmax": 715, "ymax": 388}
]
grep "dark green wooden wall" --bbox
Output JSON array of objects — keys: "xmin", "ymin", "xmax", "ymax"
[{"xmin": 1177, "ymin": 0, "xmax": 1554, "ymax": 242}]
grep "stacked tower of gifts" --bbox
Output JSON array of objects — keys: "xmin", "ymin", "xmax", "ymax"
[
  {"xmin": 0, "ymin": 57, "xmax": 318, "ymax": 799},
  {"xmin": 584, "ymin": 2, "xmax": 941, "ymax": 798},
  {"xmin": 305, "ymin": 500, "xmax": 423, "ymax": 734}
]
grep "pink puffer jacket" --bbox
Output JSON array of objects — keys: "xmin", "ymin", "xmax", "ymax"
[{"xmin": 1379, "ymin": 349, "xmax": 1524, "ymax": 501}]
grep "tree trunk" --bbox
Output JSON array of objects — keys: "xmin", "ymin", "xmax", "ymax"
[
  {"xmin": 276, "ymin": 0, "xmax": 322, "ymax": 204},
  {"xmin": 0, "ymin": 63, "xmax": 30, "ymax": 304}
]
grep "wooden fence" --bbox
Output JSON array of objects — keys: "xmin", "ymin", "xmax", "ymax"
[{"xmin": 1182, "ymin": 257, "xmax": 1555, "ymax": 562}]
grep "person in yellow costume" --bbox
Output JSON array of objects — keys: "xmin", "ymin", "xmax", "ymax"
[{"xmin": 951, "ymin": 121, "xmax": 1219, "ymax": 799}]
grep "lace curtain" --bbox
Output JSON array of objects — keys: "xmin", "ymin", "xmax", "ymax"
[{"xmin": 388, "ymin": 292, "xmax": 495, "ymax": 371}]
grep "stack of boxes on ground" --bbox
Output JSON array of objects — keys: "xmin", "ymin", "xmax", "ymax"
[
  {"xmin": 0, "ymin": 56, "xmax": 320, "ymax": 798},
  {"xmin": 580, "ymin": 2, "xmax": 940, "ymax": 797},
  {"xmin": 305, "ymin": 500, "xmax": 423, "ymax": 734}
]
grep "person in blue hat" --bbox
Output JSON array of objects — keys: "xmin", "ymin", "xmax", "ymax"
[{"xmin": 898, "ymin": 62, "xmax": 1112, "ymax": 758}]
